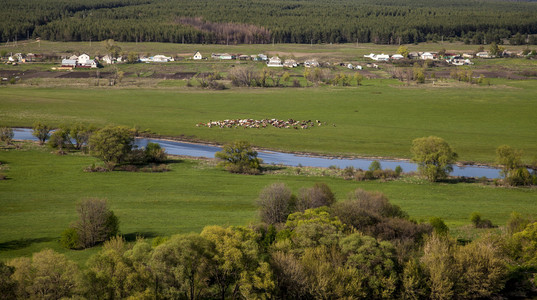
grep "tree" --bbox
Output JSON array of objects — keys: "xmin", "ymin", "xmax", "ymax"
[
  {"xmin": 7, "ymin": 249, "xmax": 82, "ymax": 299},
  {"xmin": 89, "ymin": 125, "xmax": 134, "ymax": 169},
  {"xmin": 151, "ymin": 234, "xmax": 213, "ymax": 300},
  {"xmin": 215, "ymin": 140, "xmax": 261, "ymax": 174},
  {"xmin": 411, "ymin": 136, "xmax": 458, "ymax": 182},
  {"xmin": 0, "ymin": 127, "xmax": 14, "ymax": 145},
  {"xmin": 69, "ymin": 123, "xmax": 96, "ymax": 150},
  {"xmin": 32, "ymin": 122, "xmax": 51, "ymax": 145},
  {"xmin": 104, "ymin": 39, "xmax": 122, "ymax": 58},
  {"xmin": 127, "ymin": 52, "xmax": 139, "ymax": 63},
  {"xmin": 74, "ymin": 198, "xmax": 119, "ymax": 248},
  {"xmin": 295, "ymin": 183, "xmax": 336, "ymax": 212},
  {"xmin": 429, "ymin": 217, "xmax": 449, "ymax": 235},
  {"xmin": 369, "ymin": 160, "xmax": 382, "ymax": 171},
  {"xmin": 0, "ymin": 261, "xmax": 16, "ymax": 300},
  {"xmin": 496, "ymin": 145, "xmax": 522, "ymax": 177},
  {"xmin": 397, "ymin": 45, "xmax": 409, "ymax": 58},
  {"xmin": 48, "ymin": 126, "xmax": 71, "ymax": 152},
  {"xmin": 257, "ymin": 183, "xmax": 294, "ymax": 225}
]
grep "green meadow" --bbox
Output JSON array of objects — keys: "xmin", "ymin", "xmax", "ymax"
[
  {"xmin": 1, "ymin": 79, "xmax": 536, "ymax": 163},
  {"xmin": 1, "ymin": 144, "xmax": 536, "ymax": 265}
]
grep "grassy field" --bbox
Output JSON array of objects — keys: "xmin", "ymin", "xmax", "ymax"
[
  {"xmin": 1, "ymin": 79, "xmax": 536, "ymax": 163},
  {"xmin": 1, "ymin": 143, "xmax": 536, "ymax": 265}
]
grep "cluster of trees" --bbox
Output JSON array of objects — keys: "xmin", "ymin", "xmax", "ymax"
[
  {"xmin": 2, "ymin": 0, "xmax": 537, "ymax": 44},
  {"xmin": 3, "ymin": 185, "xmax": 537, "ymax": 299},
  {"xmin": 30, "ymin": 123, "xmax": 166, "ymax": 170},
  {"xmin": 496, "ymin": 145, "xmax": 537, "ymax": 186},
  {"xmin": 215, "ymin": 140, "xmax": 262, "ymax": 174}
]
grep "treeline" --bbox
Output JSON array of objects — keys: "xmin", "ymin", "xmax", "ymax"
[
  {"xmin": 2, "ymin": 185, "xmax": 537, "ymax": 299},
  {"xmin": 2, "ymin": 0, "xmax": 537, "ymax": 44}
]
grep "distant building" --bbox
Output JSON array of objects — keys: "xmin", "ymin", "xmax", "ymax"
[
  {"xmin": 304, "ymin": 59, "xmax": 320, "ymax": 67},
  {"xmin": 364, "ymin": 53, "xmax": 389, "ymax": 61},
  {"xmin": 283, "ymin": 59, "xmax": 298, "ymax": 68},
  {"xmin": 238, "ymin": 55, "xmax": 250, "ymax": 60},
  {"xmin": 257, "ymin": 54, "xmax": 268, "ymax": 61},
  {"xmin": 61, "ymin": 59, "xmax": 77, "ymax": 68},
  {"xmin": 420, "ymin": 52, "xmax": 434, "ymax": 60},
  {"xmin": 267, "ymin": 56, "xmax": 283, "ymax": 67},
  {"xmin": 152, "ymin": 55, "xmax": 173, "ymax": 62},
  {"xmin": 476, "ymin": 51, "xmax": 492, "ymax": 58},
  {"xmin": 193, "ymin": 51, "xmax": 202, "ymax": 60},
  {"xmin": 391, "ymin": 54, "xmax": 405, "ymax": 60}
]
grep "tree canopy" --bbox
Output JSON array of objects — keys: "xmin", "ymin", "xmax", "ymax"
[{"xmin": 411, "ymin": 136, "xmax": 458, "ymax": 182}]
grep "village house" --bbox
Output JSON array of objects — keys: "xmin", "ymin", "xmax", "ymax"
[
  {"xmin": 364, "ymin": 53, "xmax": 389, "ymax": 61},
  {"xmin": 267, "ymin": 56, "xmax": 283, "ymax": 67},
  {"xmin": 420, "ymin": 52, "xmax": 434, "ymax": 60},
  {"xmin": 193, "ymin": 51, "xmax": 202, "ymax": 60},
  {"xmin": 61, "ymin": 59, "xmax": 77, "ymax": 68},
  {"xmin": 211, "ymin": 53, "xmax": 234, "ymax": 60},
  {"xmin": 75, "ymin": 53, "xmax": 98, "ymax": 68},
  {"xmin": 304, "ymin": 59, "xmax": 320, "ymax": 67},
  {"xmin": 257, "ymin": 54, "xmax": 268, "ymax": 61},
  {"xmin": 462, "ymin": 53, "xmax": 473, "ymax": 58},
  {"xmin": 283, "ymin": 59, "xmax": 298, "ymax": 68},
  {"xmin": 408, "ymin": 52, "xmax": 419, "ymax": 59},
  {"xmin": 475, "ymin": 51, "xmax": 491, "ymax": 58},
  {"xmin": 101, "ymin": 55, "xmax": 114, "ymax": 64},
  {"xmin": 390, "ymin": 54, "xmax": 405, "ymax": 60},
  {"xmin": 238, "ymin": 55, "xmax": 250, "ymax": 60},
  {"xmin": 152, "ymin": 55, "xmax": 173, "ymax": 62}
]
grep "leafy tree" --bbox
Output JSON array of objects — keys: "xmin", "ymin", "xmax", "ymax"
[
  {"xmin": 401, "ymin": 259, "xmax": 429, "ymax": 300},
  {"xmin": 411, "ymin": 136, "xmax": 458, "ymax": 182},
  {"xmin": 215, "ymin": 140, "xmax": 261, "ymax": 174},
  {"xmin": 127, "ymin": 51, "xmax": 139, "ymax": 63},
  {"xmin": 495, "ymin": 145, "xmax": 531, "ymax": 186},
  {"xmin": 200, "ymin": 226, "xmax": 270, "ymax": 300},
  {"xmin": 86, "ymin": 236, "xmax": 153, "ymax": 299},
  {"xmin": 283, "ymin": 207, "xmax": 345, "ymax": 249},
  {"xmin": 74, "ymin": 198, "xmax": 119, "ymax": 248},
  {"xmin": 151, "ymin": 233, "xmax": 213, "ymax": 300},
  {"xmin": 0, "ymin": 127, "xmax": 14, "ymax": 145},
  {"xmin": 70, "ymin": 123, "xmax": 96, "ymax": 150},
  {"xmin": 60, "ymin": 227, "xmax": 80, "ymax": 249},
  {"xmin": 89, "ymin": 125, "xmax": 135, "ymax": 168},
  {"xmin": 7, "ymin": 249, "xmax": 82, "ymax": 299},
  {"xmin": 421, "ymin": 234, "xmax": 457, "ymax": 300},
  {"xmin": 257, "ymin": 183, "xmax": 294, "ymax": 225},
  {"xmin": 104, "ymin": 39, "xmax": 122, "ymax": 58},
  {"xmin": 507, "ymin": 211, "xmax": 532, "ymax": 235},
  {"xmin": 369, "ymin": 160, "xmax": 382, "ymax": 171},
  {"xmin": 32, "ymin": 122, "xmax": 51, "ymax": 145},
  {"xmin": 145, "ymin": 142, "xmax": 167, "ymax": 163},
  {"xmin": 48, "ymin": 126, "xmax": 71, "ymax": 152},
  {"xmin": 0, "ymin": 261, "xmax": 16, "ymax": 300},
  {"xmin": 397, "ymin": 45, "xmax": 409, "ymax": 57}
]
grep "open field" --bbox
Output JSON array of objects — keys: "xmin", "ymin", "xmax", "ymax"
[
  {"xmin": 1, "ymin": 143, "xmax": 536, "ymax": 264},
  {"xmin": 1, "ymin": 79, "xmax": 536, "ymax": 163}
]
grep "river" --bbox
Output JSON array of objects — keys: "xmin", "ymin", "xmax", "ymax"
[{"xmin": 13, "ymin": 128, "xmax": 503, "ymax": 179}]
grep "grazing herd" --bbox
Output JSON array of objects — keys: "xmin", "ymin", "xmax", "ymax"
[{"xmin": 197, "ymin": 118, "xmax": 329, "ymax": 129}]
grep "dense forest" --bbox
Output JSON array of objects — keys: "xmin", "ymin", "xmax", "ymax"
[{"xmin": 1, "ymin": 0, "xmax": 537, "ymax": 44}]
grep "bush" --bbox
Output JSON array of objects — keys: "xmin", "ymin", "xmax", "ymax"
[
  {"xmin": 89, "ymin": 125, "xmax": 135, "ymax": 168},
  {"xmin": 60, "ymin": 228, "xmax": 80, "ymax": 249},
  {"xmin": 215, "ymin": 140, "xmax": 261, "ymax": 174},
  {"xmin": 429, "ymin": 217, "xmax": 449, "ymax": 235},
  {"xmin": 145, "ymin": 142, "xmax": 167, "ymax": 163},
  {"xmin": 470, "ymin": 212, "xmax": 495, "ymax": 228},
  {"xmin": 395, "ymin": 165, "xmax": 403, "ymax": 176},
  {"xmin": 0, "ymin": 126, "xmax": 14, "ymax": 145},
  {"xmin": 73, "ymin": 198, "xmax": 119, "ymax": 248},
  {"xmin": 369, "ymin": 160, "xmax": 382, "ymax": 171}
]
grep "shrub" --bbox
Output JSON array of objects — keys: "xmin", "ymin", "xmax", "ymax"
[
  {"xmin": 74, "ymin": 198, "xmax": 119, "ymax": 248},
  {"xmin": 429, "ymin": 217, "xmax": 449, "ymax": 235},
  {"xmin": 89, "ymin": 125, "xmax": 135, "ymax": 168},
  {"xmin": 60, "ymin": 228, "xmax": 80, "ymax": 249},
  {"xmin": 507, "ymin": 212, "xmax": 532, "ymax": 235},
  {"xmin": 395, "ymin": 165, "xmax": 403, "ymax": 176},
  {"xmin": 145, "ymin": 142, "xmax": 167, "ymax": 163},
  {"xmin": 215, "ymin": 140, "xmax": 261, "ymax": 174},
  {"xmin": 470, "ymin": 212, "xmax": 495, "ymax": 228},
  {"xmin": 369, "ymin": 160, "xmax": 382, "ymax": 171},
  {"xmin": 0, "ymin": 126, "xmax": 14, "ymax": 145}
]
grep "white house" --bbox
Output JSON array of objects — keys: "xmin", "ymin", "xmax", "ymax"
[
  {"xmin": 257, "ymin": 54, "xmax": 268, "ymax": 61},
  {"xmin": 283, "ymin": 59, "xmax": 298, "ymax": 68},
  {"xmin": 78, "ymin": 54, "xmax": 91, "ymax": 65},
  {"xmin": 218, "ymin": 53, "xmax": 234, "ymax": 60},
  {"xmin": 364, "ymin": 53, "xmax": 389, "ymax": 61},
  {"xmin": 355, "ymin": 65, "xmax": 363, "ymax": 70},
  {"xmin": 102, "ymin": 55, "xmax": 113, "ymax": 64},
  {"xmin": 347, "ymin": 63, "xmax": 354, "ymax": 69},
  {"xmin": 193, "ymin": 51, "xmax": 202, "ymax": 60},
  {"xmin": 152, "ymin": 55, "xmax": 173, "ymax": 62},
  {"xmin": 476, "ymin": 51, "xmax": 491, "ymax": 58},
  {"xmin": 61, "ymin": 59, "xmax": 77, "ymax": 67},
  {"xmin": 304, "ymin": 59, "xmax": 320, "ymax": 68},
  {"xmin": 267, "ymin": 56, "xmax": 283, "ymax": 67},
  {"xmin": 68, "ymin": 55, "xmax": 79, "ymax": 61},
  {"xmin": 391, "ymin": 54, "xmax": 405, "ymax": 60},
  {"xmin": 420, "ymin": 52, "xmax": 434, "ymax": 60}
]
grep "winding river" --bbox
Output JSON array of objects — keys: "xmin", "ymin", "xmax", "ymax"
[{"xmin": 13, "ymin": 128, "xmax": 503, "ymax": 179}]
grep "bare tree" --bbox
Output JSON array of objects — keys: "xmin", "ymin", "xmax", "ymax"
[
  {"xmin": 228, "ymin": 66, "xmax": 260, "ymax": 87},
  {"xmin": 75, "ymin": 198, "xmax": 119, "ymax": 248},
  {"xmin": 257, "ymin": 183, "xmax": 294, "ymax": 224},
  {"xmin": 295, "ymin": 183, "xmax": 335, "ymax": 212}
]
